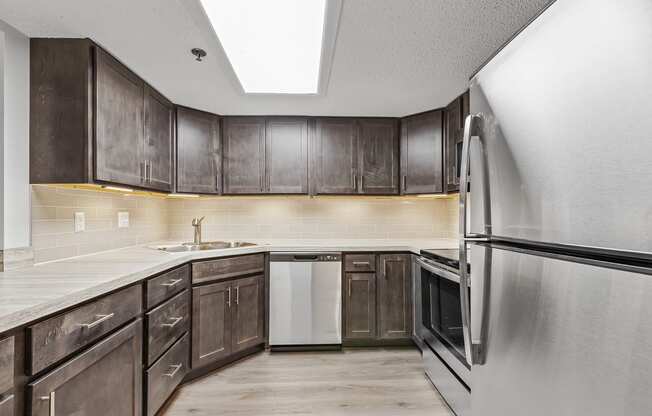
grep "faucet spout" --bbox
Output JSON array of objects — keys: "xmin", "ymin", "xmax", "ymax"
[{"xmin": 191, "ymin": 216, "xmax": 205, "ymax": 245}]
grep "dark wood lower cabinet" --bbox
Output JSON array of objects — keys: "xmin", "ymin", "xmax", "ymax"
[
  {"xmin": 146, "ymin": 333, "xmax": 188, "ymax": 416},
  {"xmin": 192, "ymin": 274, "xmax": 265, "ymax": 370},
  {"xmin": 344, "ymin": 273, "xmax": 377, "ymax": 339},
  {"xmin": 192, "ymin": 280, "xmax": 232, "ymax": 368},
  {"xmin": 377, "ymin": 254, "xmax": 412, "ymax": 339},
  {"xmin": 343, "ymin": 253, "xmax": 412, "ymax": 344},
  {"xmin": 28, "ymin": 319, "xmax": 142, "ymax": 416},
  {"xmin": 232, "ymin": 276, "xmax": 265, "ymax": 353}
]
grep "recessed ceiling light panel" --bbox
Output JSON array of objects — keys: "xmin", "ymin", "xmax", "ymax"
[{"xmin": 199, "ymin": 0, "xmax": 327, "ymax": 94}]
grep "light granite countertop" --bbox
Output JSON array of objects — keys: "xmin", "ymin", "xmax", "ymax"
[{"xmin": 0, "ymin": 239, "xmax": 457, "ymax": 336}]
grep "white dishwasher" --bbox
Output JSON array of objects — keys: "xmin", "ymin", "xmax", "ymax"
[{"xmin": 269, "ymin": 252, "xmax": 342, "ymax": 350}]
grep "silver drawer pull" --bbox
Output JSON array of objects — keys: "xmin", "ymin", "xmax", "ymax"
[
  {"xmin": 39, "ymin": 392, "xmax": 56, "ymax": 415},
  {"xmin": 352, "ymin": 261, "xmax": 370, "ymax": 266},
  {"xmin": 161, "ymin": 317, "xmax": 183, "ymax": 328},
  {"xmin": 78, "ymin": 313, "xmax": 114, "ymax": 329},
  {"xmin": 161, "ymin": 278, "xmax": 183, "ymax": 287},
  {"xmin": 163, "ymin": 363, "xmax": 183, "ymax": 378}
]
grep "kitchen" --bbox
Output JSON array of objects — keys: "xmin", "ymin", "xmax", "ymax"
[{"xmin": 1, "ymin": 0, "xmax": 651, "ymax": 415}]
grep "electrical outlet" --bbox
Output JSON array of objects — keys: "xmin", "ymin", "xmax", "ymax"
[
  {"xmin": 118, "ymin": 211, "xmax": 130, "ymax": 228},
  {"xmin": 74, "ymin": 212, "xmax": 85, "ymax": 233}
]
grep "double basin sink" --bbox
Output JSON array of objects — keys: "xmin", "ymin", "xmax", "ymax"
[{"xmin": 155, "ymin": 241, "xmax": 257, "ymax": 253}]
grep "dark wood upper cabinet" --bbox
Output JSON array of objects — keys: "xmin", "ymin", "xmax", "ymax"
[
  {"xmin": 222, "ymin": 117, "xmax": 266, "ymax": 194},
  {"xmin": 144, "ymin": 87, "xmax": 174, "ymax": 192},
  {"xmin": 444, "ymin": 94, "xmax": 464, "ymax": 193},
  {"xmin": 313, "ymin": 118, "xmax": 359, "ymax": 194},
  {"xmin": 222, "ymin": 116, "xmax": 308, "ymax": 195},
  {"xmin": 30, "ymin": 38, "xmax": 175, "ymax": 192},
  {"xmin": 30, "ymin": 39, "xmax": 93, "ymax": 184},
  {"xmin": 358, "ymin": 119, "xmax": 400, "ymax": 194},
  {"xmin": 176, "ymin": 107, "xmax": 221, "ymax": 194},
  {"xmin": 265, "ymin": 118, "xmax": 309, "ymax": 194},
  {"xmin": 400, "ymin": 110, "xmax": 444, "ymax": 194},
  {"xmin": 377, "ymin": 254, "xmax": 412, "ymax": 339},
  {"xmin": 94, "ymin": 47, "xmax": 145, "ymax": 188}
]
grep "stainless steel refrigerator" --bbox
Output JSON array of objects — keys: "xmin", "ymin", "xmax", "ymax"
[{"xmin": 460, "ymin": 0, "xmax": 652, "ymax": 414}]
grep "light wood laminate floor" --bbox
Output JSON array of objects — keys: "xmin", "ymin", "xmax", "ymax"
[{"xmin": 162, "ymin": 348, "xmax": 454, "ymax": 416}]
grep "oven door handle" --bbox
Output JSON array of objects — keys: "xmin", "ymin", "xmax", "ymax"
[{"xmin": 416, "ymin": 258, "xmax": 462, "ymax": 285}]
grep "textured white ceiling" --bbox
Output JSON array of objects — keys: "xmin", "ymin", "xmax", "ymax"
[{"xmin": 0, "ymin": 0, "xmax": 551, "ymax": 116}]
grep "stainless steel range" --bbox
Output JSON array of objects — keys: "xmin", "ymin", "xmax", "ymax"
[{"xmin": 413, "ymin": 249, "xmax": 470, "ymax": 416}]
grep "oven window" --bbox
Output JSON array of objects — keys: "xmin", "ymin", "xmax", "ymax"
[
  {"xmin": 421, "ymin": 268, "xmax": 467, "ymax": 359},
  {"xmin": 439, "ymin": 277, "xmax": 464, "ymax": 355}
]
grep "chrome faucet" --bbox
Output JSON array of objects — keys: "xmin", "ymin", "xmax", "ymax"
[{"xmin": 191, "ymin": 217, "xmax": 205, "ymax": 245}]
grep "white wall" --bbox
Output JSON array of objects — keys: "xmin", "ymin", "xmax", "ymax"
[{"xmin": 0, "ymin": 19, "xmax": 30, "ymax": 249}]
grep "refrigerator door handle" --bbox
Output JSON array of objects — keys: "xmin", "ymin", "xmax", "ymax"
[{"xmin": 459, "ymin": 113, "xmax": 490, "ymax": 366}]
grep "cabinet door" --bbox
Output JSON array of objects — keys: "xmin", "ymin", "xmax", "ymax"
[
  {"xmin": 191, "ymin": 281, "xmax": 232, "ymax": 368},
  {"xmin": 314, "ymin": 118, "xmax": 359, "ymax": 194},
  {"xmin": 28, "ymin": 319, "xmax": 142, "ymax": 416},
  {"xmin": 94, "ymin": 47, "xmax": 145, "ymax": 188},
  {"xmin": 144, "ymin": 86, "xmax": 173, "ymax": 192},
  {"xmin": 265, "ymin": 117, "xmax": 308, "ymax": 194},
  {"xmin": 223, "ymin": 117, "xmax": 265, "ymax": 194},
  {"xmin": 232, "ymin": 275, "xmax": 265, "ymax": 353},
  {"xmin": 176, "ymin": 107, "xmax": 221, "ymax": 194},
  {"xmin": 444, "ymin": 95, "xmax": 463, "ymax": 193},
  {"xmin": 377, "ymin": 254, "xmax": 412, "ymax": 339},
  {"xmin": 359, "ymin": 119, "xmax": 399, "ymax": 194},
  {"xmin": 400, "ymin": 110, "xmax": 444, "ymax": 194},
  {"xmin": 344, "ymin": 273, "xmax": 376, "ymax": 339}
]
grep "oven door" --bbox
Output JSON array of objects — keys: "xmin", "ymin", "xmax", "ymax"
[{"xmin": 418, "ymin": 257, "xmax": 471, "ymax": 385}]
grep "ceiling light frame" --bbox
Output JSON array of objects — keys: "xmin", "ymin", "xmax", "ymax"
[{"xmin": 191, "ymin": 0, "xmax": 342, "ymax": 96}]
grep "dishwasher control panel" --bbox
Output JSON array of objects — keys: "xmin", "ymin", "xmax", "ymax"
[{"xmin": 269, "ymin": 253, "xmax": 342, "ymax": 262}]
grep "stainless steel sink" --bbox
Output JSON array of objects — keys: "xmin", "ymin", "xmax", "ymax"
[{"xmin": 154, "ymin": 241, "xmax": 257, "ymax": 253}]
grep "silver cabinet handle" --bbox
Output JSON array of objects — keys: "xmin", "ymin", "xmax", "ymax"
[
  {"xmin": 348, "ymin": 279, "xmax": 352, "ymax": 297},
  {"xmin": 227, "ymin": 286, "xmax": 232, "ymax": 308},
  {"xmin": 0, "ymin": 395, "xmax": 14, "ymax": 406},
  {"xmin": 360, "ymin": 175, "xmax": 364, "ymax": 191},
  {"xmin": 39, "ymin": 391, "xmax": 55, "ymax": 415},
  {"xmin": 161, "ymin": 316, "xmax": 183, "ymax": 328},
  {"xmin": 163, "ymin": 363, "xmax": 183, "ymax": 378},
  {"xmin": 352, "ymin": 261, "xmax": 370, "ymax": 266},
  {"xmin": 402, "ymin": 175, "xmax": 407, "ymax": 191},
  {"xmin": 161, "ymin": 278, "xmax": 183, "ymax": 287},
  {"xmin": 78, "ymin": 313, "xmax": 114, "ymax": 329},
  {"xmin": 235, "ymin": 286, "xmax": 239, "ymax": 305}
]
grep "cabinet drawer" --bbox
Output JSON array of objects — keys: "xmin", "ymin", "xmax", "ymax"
[
  {"xmin": 146, "ymin": 265, "xmax": 190, "ymax": 309},
  {"xmin": 27, "ymin": 284, "xmax": 142, "ymax": 375},
  {"xmin": 146, "ymin": 290, "xmax": 190, "ymax": 366},
  {"xmin": 192, "ymin": 254, "xmax": 265, "ymax": 285},
  {"xmin": 0, "ymin": 395, "xmax": 14, "ymax": 416},
  {"xmin": 146, "ymin": 333, "xmax": 189, "ymax": 416},
  {"xmin": 344, "ymin": 254, "xmax": 376, "ymax": 272},
  {"xmin": 29, "ymin": 319, "xmax": 142, "ymax": 416},
  {"xmin": 0, "ymin": 337, "xmax": 14, "ymax": 393}
]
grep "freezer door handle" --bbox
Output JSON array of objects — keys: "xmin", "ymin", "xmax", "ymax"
[{"xmin": 459, "ymin": 113, "xmax": 490, "ymax": 366}]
